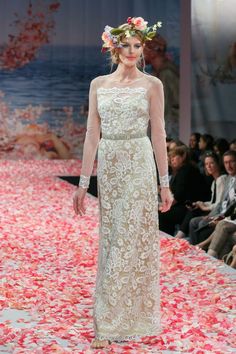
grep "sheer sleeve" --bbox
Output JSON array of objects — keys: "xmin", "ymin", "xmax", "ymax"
[
  {"xmin": 80, "ymin": 78, "xmax": 101, "ymax": 179},
  {"xmin": 149, "ymin": 78, "xmax": 169, "ymax": 187}
]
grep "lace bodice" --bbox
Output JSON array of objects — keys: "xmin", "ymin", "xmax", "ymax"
[
  {"xmin": 97, "ymin": 87, "xmax": 149, "ymax": 137},
  {"xmin": 80, "ymin": 76, "xmax": 169, "ymax": 185}
]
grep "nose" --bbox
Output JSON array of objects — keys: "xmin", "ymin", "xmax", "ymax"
[{"xmin": 129, "ymin": 46, "xmax": 134, "ymax": 54}]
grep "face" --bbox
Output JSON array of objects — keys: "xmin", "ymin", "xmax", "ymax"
[
  {"xmin": 230, "ymin": 142, "xmax": 236, "ymax": 151},
  {"xmin": 199, "ymin": 137, "xmax": 206, "ymax": 150},
  {"xmin": 170, "ymin": 154, "xmax": 185, "ymax": 169},
  {"xmin": 213, "ymin": 145, "xmax": 220, "ymax": 155},
  {"xmin": 189, "ymin": 134, "xmax": 198, "ymax": 149},
  {"xmin": 223, "ymin": 155, "xmax": 236, "ymax": 176},
  {"xmin": 117, "ymin": 36, "xmax": 143, "ymax": 67},
  {"xmin": 204, "ymin": 157, "xmax": 219, "ymax": 176}
]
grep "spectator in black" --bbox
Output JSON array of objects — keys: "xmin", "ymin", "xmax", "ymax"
[
  {"xmin": 189, "ymin": 132, "xmax": 201, "ymax": 163},
  {"xmin": 198, "ymin": 133, "xmax": 215, "ymax": 196},
  {"xmin": 167, "ymin": 139, "xmax": 186, "ymax": 177},
  {"xmin": 213, "ymin": 138, "xmax": 229, "ymax": 171},
  {"xmin": 213, "ymin": 138, "xmax": 229, "ymax": 156},
  {"xmin": 159, "ymin": 145, "xmax": 207, "ymax": 236},
  {"xmin": 229, "ymin": 139, "xmax": 236, "ymax": 152}
]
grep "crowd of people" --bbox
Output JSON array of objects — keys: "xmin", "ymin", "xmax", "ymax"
[{"xmin": 159, "ymin": 132, "xmax": 236, "ymax": 269}]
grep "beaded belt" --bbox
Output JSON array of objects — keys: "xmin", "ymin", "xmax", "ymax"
[{"xmin": 102, "ymin": 132, "xmax": 147, "ymax": 140}]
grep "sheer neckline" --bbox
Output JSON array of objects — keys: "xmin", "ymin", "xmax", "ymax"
[{"xmin": 97, "ymin": 86, "xmax": 147, "ymax": 92}]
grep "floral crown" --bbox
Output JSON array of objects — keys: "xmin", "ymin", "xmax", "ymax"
[{"xmin": 101, "ymin": 17, "xmax": 162, "ymax": 53}]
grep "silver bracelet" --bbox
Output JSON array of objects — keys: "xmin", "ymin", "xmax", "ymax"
[
  {"xmin": 79, "ymin": 175, "xmax": 90, "ymax": 189},
  {"xmin": 160, "ymin": 174, "xmax": 169, "ymax": 188}
]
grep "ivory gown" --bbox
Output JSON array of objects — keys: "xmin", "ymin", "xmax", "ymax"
[{"xmin": 82, "ymin": 77, "xmax": 169, "ymax": 342}]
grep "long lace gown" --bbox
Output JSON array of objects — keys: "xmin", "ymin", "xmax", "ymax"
[{"xmin": 88, "ymin": 79, "xmax": 168, "ymax": 342}]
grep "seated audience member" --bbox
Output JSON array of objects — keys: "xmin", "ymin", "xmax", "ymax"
[
  {"xmin": 213, "ymin": 138, "xmax": 229, "ymax": 156},
  {"xmin": 229, "ymin": 139, "xmax": 236, "ymax": 152},
  {"xmin": 168, "ymin": 139, "xmax": 186, "ymax": 152},
  {"xmin": 197, "ymin": 201, "xmax": 236, "ymax": 260},
  {"xmin": 189, "ymin": 150, "xmax": 236, "ymax": 245},
  {"xmin": 213, "ymin": 138, "xmax": 229, "ymax": 170},
  {"xmin": 189, "ymin": 132, "xmax": 201, "ymax": 163},
  {"xmin": 159, "ymin": 145, "xmax": 206, "ymax": 236},
  {"xmin": 198, "ymin": 133, "xmax": 214, "ymax": 174},
  {"xmin": 167, "ymin": 139, "xmax": 186, "ymax": 176},
  {"xmin": 175, "ymin": 152, "xmax": 227, "ymax": 239}
]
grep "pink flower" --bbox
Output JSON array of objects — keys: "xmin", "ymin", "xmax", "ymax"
[
  {"xmin": 132, "ymin": 17, "xmax": 148, "ymax": 30},
  {"xmin": 101, "ymin": 31, "xmax": 110, "ymax": 42},
  {"xmin": 127, "ymin": 17, "xmax": 132, "ymax": 24},
  {"xmin": 101, "ymin": 31, "xmax": 114, "ymax": 48}
]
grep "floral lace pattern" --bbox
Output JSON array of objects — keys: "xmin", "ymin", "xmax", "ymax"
[
  {"xmin": 97, "ymin": 87, "xmax": 149, "ymax": 138},
  {"xmin": 93, "ymin": 87, "xmax": 162, "ymax": 340}
]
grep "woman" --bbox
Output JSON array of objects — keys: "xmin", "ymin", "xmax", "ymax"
[
  {"xmin": 175, "ymin": 152, "xmax": 227, "ymax": 239},
  {"xmin": 188, "ymin": 132, "xmax": 201, "ymax": 163},
  {"xmin": 73, "ymin": 17, "xmax": 172, "ymax": 349},
  {"xmin": 159, "ymin": 145, "xmax": 205, "ymax": 236}
]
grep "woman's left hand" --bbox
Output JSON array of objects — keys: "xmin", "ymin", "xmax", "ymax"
[{"xmin": 159, "ymin": 187, "xmax": 173, "ymax": 212}]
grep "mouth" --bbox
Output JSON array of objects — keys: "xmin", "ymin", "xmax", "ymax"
[{"xmin": 126, "ymin": 56, "xmax": 136, "ymax": 60}]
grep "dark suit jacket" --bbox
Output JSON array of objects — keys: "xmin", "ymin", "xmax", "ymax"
[{"xmin": 170, "ymin": 163, "xmax": 206, "ymax": 204}]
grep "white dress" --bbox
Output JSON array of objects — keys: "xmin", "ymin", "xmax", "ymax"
[{"xmin": 80, "ymin": 76, "xmax": 169, "ymax": 342}]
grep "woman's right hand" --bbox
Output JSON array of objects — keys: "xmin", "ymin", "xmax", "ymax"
[{"xmin": 73, "ymin": 187, "xmax": 87, "ymax": 216}]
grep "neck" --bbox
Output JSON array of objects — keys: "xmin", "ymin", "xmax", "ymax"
[{"xmin": 114, "ymin": 64, "xmax": 141, "ymax": 82}]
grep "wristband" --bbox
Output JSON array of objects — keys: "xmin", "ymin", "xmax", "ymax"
[
  {"xmin": 79, "ymin": 175, "xmax": 90, "ymax": 189},
  {"xmin": 160, "ymin": 174, "xmax": 169, "ymax": 188}
]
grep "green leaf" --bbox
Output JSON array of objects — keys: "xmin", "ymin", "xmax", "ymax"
[
  {"xmin": 110, "ymin": 28, "xmax": 124, "ymax": 35},
  {"xmin": 147, "ymin": 31, "xmax": 156, "ymax": 39}
]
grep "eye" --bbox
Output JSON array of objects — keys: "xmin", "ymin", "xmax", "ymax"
[
  {"xmin": 135, "ymin": 44, "xmax": 142, "ymax": 49},
  {"xmin": 121, "ymin": 44, "xmax": 129, "ymax": 48}
]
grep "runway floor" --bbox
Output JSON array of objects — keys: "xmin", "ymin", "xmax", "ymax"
[{"xmin": 0, "ymin": 160, "xmax": 235, "ymax": 353}]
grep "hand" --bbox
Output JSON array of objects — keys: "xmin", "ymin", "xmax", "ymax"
[
  {"xmin": 209, "ymin": 215, "xmax": 225, "ymax": 226},
  {"xmin": 73, "ymin": 187, "xmax": 87, "ymax": 216},
  {"xmin": 197, "ymin": 242, "xmax": 208, "ymax": 251},
  {"xmin": 159, "ymin": 187, "xmax": 173, "ymax": 213},
  {"xmin": 196, "ymin": 201, "xmax": 209, "ymax": 211}
]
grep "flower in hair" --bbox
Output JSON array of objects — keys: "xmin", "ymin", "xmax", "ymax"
[{"xmin": 101, "ymin": 16, "xmax": 162, "ymax": 52}]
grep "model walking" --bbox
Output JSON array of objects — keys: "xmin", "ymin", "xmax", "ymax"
[{"xmin": 73, "ymin": 16, "xmax": 173, "ymax": 349}]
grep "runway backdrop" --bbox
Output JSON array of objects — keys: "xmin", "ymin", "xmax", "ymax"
[
  {"xmin": 192, "ymin": 0, "xmax": 236, "ymax": 140},
  {"xmin": 0, "ymin": 0, "xmax": 180, "ymax": 159}
]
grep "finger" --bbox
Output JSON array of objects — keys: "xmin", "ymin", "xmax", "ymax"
[
  {"xmin": 80, "ymin": 200, "xmax": 86, "ymax": 214},
  {"xmin": 73, "ymin": 196, "xmax": 79, "ymax": 215},
  {"xmin": 73, "ymin": 197, "xmax": 76, "ymax": 214},
  {"xmin": 162, "ymin": 199, "xmax": 172, "ymax": 212},
  {"xmin": 160, "ymin": 202, "xmax": 168, "ymax": 212}
]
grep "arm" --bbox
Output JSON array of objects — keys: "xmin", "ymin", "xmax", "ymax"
[
  {"xmin": 73, "ymin": 78, "xmax": 101, "ymax": 215},
  {"xmin": 80, "ymin": 78, "xmax": 101, "ymax": 179},
  {"xmin": 149, "ymin": 78, "xmax": 169, "ymax": 188},
  {"xmin": 149, "ymin": 78, "xmax": 173, "ymax": 211}
]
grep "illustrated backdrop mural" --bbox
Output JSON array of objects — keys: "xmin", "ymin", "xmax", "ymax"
[
  {"xmin": 0, "ymin": 0, "xmax": 180, "ymax": 160},
  {"xmin": 192, "ymin": 0, "xmax": 236, "ymax": 140}
]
